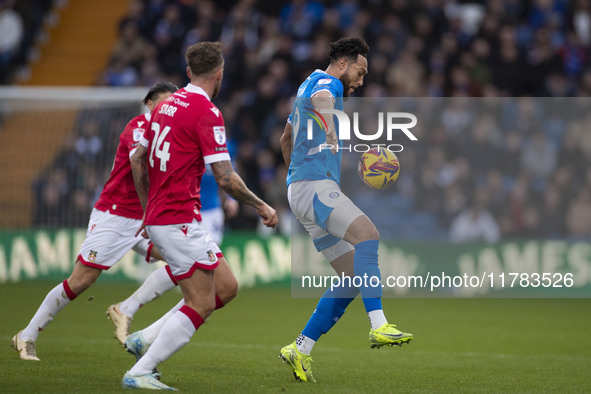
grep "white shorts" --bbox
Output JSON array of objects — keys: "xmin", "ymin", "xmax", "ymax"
[
  {"xmin": 288, "ymin": 180, "xmax": 363, "ymax": 261},
  {"xmin": 146, "ymin": 219, "xmax": 222, "ymax": 281},
  {"xmin": 200, "ymin": 207, "xmax": 224, "ymax": 245},
  {"xmin": 78, "ymin": 209, "xmax": 154, "ymax": 270}
]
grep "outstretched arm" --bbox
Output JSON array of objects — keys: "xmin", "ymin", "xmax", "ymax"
[{"xmin": 211, "ymin": 160, "xmax": 278, "ymax": 228}]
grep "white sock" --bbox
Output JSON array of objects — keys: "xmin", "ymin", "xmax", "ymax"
[
  {"xmin": 142, "ymin": 299, "xmax": 184, "ymax": 344},
  {"xmin": 368, "ymin": 309, "xmax": 388, "ymax": 330},
  {"xmin": 295, "ymin": 334, "xmax": 316, "ymax": 355},
  {"xmin": 129, "ymin": 309, "xmax": 197, "ymax": 376},
  {"xmin": 119, "ymin": 267, "xmax": 176, "ymax": 318},
  {"xmin": 20, "ymin": 282, "xmax": 73, "ymax": 341}
]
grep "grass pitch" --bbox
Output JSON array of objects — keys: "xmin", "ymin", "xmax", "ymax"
[{"xmin": 1, "ymin": 282, "xmax": 590, "ymax": 393}]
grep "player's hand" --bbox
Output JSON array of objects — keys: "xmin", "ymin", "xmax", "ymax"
[
  {"xmin": 135, "ymin": 222, "xmax": 148, "ymax": 238},
  {"xmin": 256, "ymin": 203, "xmax": 278, "ymax": 228},
  {"xmin": 326, "ymin": 128, "xmax": 338, "ymax": 154},
  {"xmin": 223, "ymin": 198, "xmax": 239, "ymax": 218}
]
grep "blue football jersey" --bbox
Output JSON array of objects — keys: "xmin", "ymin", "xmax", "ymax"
[{"xmin": 287, "ymin": 70, "xmax": 344, "ymax": 186}]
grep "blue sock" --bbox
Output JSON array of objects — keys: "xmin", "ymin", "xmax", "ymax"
[
  {"xmin": 301, "ymin": 282, "xmax": 359, "ymax": 341},
  {"xmin": 354, "ymin": 239, "xmax": 383, "ymax": 313}
]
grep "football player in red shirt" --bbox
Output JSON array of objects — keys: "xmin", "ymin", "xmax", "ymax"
[
  {"xmin": 122, "ymin": 42, "xmax": 278, "ymax": 390},
  {"xmin": 11, "ymin": 82, "xmax": 178, "ymax": 361}
]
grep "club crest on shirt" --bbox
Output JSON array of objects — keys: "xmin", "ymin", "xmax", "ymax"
[
  {"xmin": 207, "ymin": 250, "xmax": 216, "ymax": 262},
  {"xmin": 88, "ymin": 250, "xmax": 98, "ymax": 263},
  {"xmin": 213, "ymin": 126, "xmax": 226, "ymax": 145},
  {"xmin": 133, "ymin": 128, "xmax": 144, "ymax": 142}
]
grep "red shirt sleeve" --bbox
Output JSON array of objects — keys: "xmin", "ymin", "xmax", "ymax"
[{"xmin": 198, "ymin": 105, "xmax": 231, "ymax": 164}]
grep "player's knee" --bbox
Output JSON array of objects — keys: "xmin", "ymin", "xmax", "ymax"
[
  {"xmin": 364, "ymin": 227, "xmax": 380, "ymax": 241},
  {"xmin": 219, "ymin": 277, "xmax": 239, "ymax": 305}
]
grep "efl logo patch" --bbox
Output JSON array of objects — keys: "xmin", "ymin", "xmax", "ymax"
[
  {"xmin": 317, "ymin": 78, "xmax": 332, "ymax": 85},
  {"xmin": 88, "ymin": 250, "xmax": 98, "ymax": 263},
  {"xmin": 133, "ymin": 128, "xmax": 144, "ymax": 142},
  {"xmin": 213, "ymin": 126, "xmax": 226, "ymax": 145}
]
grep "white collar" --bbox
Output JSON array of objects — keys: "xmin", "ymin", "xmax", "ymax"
[
  {"xmin": 143, "ymin": 112, "xmax": 151, "ymax": 122},
  {"xmin": 184, "ymin": 83, "xmax": 210, "ymax": 101}
]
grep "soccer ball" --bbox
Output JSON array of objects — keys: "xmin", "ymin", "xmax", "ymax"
[{"xmin": 358, "ymin": 147, "xmax": 400, "ymax": 189}]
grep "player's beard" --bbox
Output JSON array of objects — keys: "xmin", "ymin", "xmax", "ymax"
[
  {"xmin": 212, "ymin": 78, "xmax": 222, "ymax": 99},
  {"xmin": 340, "ymin": 73, "xmax": 352, "ymax": 98}
]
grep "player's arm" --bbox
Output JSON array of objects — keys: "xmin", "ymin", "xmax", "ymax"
[
  {"xmin": 130, "ymin": 144, "xmax": 149, "ymax": 211},
  {"xmin": 311, "ymin": 90, "xmax": 338, "ymax": 153},
  {"xmin": 211, "ymin": 160, "xmax": 278, "ymax": 228},
  {"xmin": 279, "ymin": 122, "xmax": 292, "ymax": 168}
]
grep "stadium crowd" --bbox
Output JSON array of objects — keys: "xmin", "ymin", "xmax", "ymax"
[{"xmin": 24, "ymin": 0, "xmax": 591, "ymax": 241}]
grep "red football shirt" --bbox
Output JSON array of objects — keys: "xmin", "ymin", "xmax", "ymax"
[
  {"xmin": 141, "ymin": 84, "xmax": 230, "ymax": 225},
  {"xmin": 94, "ymin": 113, "xmax": 151, "ymax": 220}
]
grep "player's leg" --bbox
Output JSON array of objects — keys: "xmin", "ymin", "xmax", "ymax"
[
  {"xmin": 123, "ymin": 268, "xmax": 214, "ymax": 391},
  {"xmin": 341, "ymin": 202, "xmax": 413, "ymax": 348},
  {"xmin": 12, "ymin": 260, "xmax": 101, "ymax": 361},
  {"xmin": 125, "ymin": 257, "xmax": 238, "ymax": 359},
  {"xmin": 13, "ymin": 209, "xmax": 152, "ymax": 360},
  {"xmin": 121, "ymin": 220, "xmax": 225, "ymax": 390},
  {"xmin": 107, "ymin": 240, "xmax": 178, "ymax": 345},
  {"xmin": 112, "ymin": 208, "xmax": 224, "ymax": 341},
  {"xmin": 280, "ymin": 242, "xmax": 358, "ymax": 382}
]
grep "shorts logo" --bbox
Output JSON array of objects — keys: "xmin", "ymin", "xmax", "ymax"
[
  {"xmin": 213, "ymin": 126, "xmax": 226, "ymax": 145},
  {"xmin": 180, "ymin": 225, "xmax": 188, "ymax": 236},
  {"xmin": 329, "ymin": 192, "xmax": 340, "ymax": 198},
  {"xmin": 207, "ymin": 250, "xmax": 216, "ymax": 262},
  {"xmin": 88, "ymin": 250, "xmax": 98, "ymax": 263},
  {"xmin": 90, "ymin": 224, "xmax": 96, "ymax": 232}
]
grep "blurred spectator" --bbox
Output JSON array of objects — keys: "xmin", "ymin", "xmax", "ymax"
[
  {"xmin": 566, "ymin": 188, "xmax": 591, "ymax": 239},
  {"xmin": 450, "ymin": 188, "xmax": 500, "ymax": 244},
  {"xmin": 24, "ymin": 0, "xmax": 591, "ymax": 242},
  {"xmin": 0, "ymin": 0, "xmax": 23, "ymax": 84},
  {"xmin": 520, "ymin": 131, "xmax": 558, "ymax": 180}
]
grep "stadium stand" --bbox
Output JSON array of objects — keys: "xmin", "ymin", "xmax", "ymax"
[{"xmin": 5, "ymin": 0, "xmax": 591, "ymax": 241}]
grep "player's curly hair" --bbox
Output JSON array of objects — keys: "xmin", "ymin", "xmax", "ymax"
[
  {"xmin": 143, "ymin": 82, "xmax": 178, "ymax": 105},
  {"xmin": 185, "ymin": 41, "xmax": 224, "ymax": 76},
  {"xmin": 328, "ymin": 37, "xmax": 370, "ymax": 63}
]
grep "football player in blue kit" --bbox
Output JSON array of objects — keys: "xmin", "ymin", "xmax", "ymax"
[{"xmin": 278, "ymin": 37, "xmax": 413, "ymax": 383}]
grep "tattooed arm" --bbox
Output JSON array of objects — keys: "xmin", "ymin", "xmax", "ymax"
[
  {"xmin": 131, "ymin": 144, "xmax": 150, "ymax": 211},
  {"xmin": 211, "ymin": 160, "xmax": 278, "ymax": 228}
]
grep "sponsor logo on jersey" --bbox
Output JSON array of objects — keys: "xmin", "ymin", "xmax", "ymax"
[
  {"xmin": 317, "ymin": 78, "xmax": 332, "ymax": 85},
  {"xmin": 213, "ymin": 126, "xmax": 226, "ymax": 145},
  {"xmin": 88, "ymin": 250, "xmax": 98, "ymax": 263},
  {"xmin": 210, "ymin": 107, "xmax": 220, "ymax": 117},
  {"xmin": 133, "ymin": 128, "xmax": 144, "ymax": 141},
  {"xmin": 207, "ymin": 250, "xmax": 216, "ymax": 262}
]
